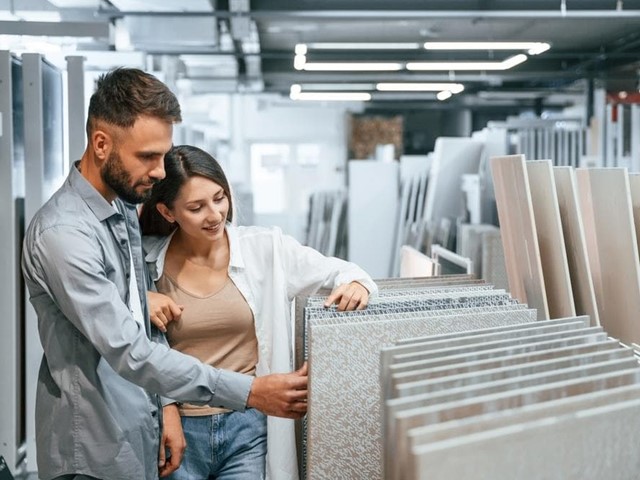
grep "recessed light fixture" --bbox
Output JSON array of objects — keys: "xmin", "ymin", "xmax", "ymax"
[
  {"xmin": 407, "ymin": 53, "xmax": 528, "ymax": 71},
  {"xmin": 424, "ymin": 42, "xmax": 550, "ymax": 55},
  {"xmin": 290, "ymin": 84, "xmax": 371, "ymax": 101},
  {"xmin": 437, "ymin": 91, "xmax": 453, "ymax": 101},
  {"xmin": 376, "ymin": 82, "xmax": 464, "ymax": 94}
]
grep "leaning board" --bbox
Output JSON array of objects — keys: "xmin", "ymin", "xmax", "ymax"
[
  {"xmin": 575, "ymin": 168, "xmax": 640, "ymax": 344},
  {"xmin": 553, "ymin": 167, "xmax": 599, "ymax": 326},
  {"xmin": 491, "ymin": 154, "xmax": 549, "ymax": 319},
  {"xmin": 526, "ymin": 160, "xmax": 575, "ymax": 318}
]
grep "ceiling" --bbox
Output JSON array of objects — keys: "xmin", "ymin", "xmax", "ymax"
[{"xmin": 3, "ymin": 0, "xmax": 640, "ymax": 111}]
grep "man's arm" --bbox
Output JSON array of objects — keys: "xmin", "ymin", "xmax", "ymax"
[
  {"xmin": 24, "ymin": 224, "xmax": 306, "ymax": 417},
  {"xmin": 248, "ymin": 363, "xmax": 308, "ymax": 418}
]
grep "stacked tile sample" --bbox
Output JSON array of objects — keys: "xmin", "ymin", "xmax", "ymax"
[
  {"xmin": 296, "ymin": 276, "xmax": 537, "ymax": 479},
  {"xmin": 382, "ymin": 317, "xmax": 640, "ymax": 480}
]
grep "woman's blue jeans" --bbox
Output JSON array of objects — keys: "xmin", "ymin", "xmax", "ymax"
[{"xmin": 168, "ymin": 408, "xmax": 267, "ymax": 480}]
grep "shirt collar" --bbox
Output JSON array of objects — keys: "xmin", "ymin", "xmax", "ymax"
[
  {"xmin": 143, "ymin": 230, "xmax": 175, "ymax": 282},
  {"xmin": 144, "ymin": 223, "xmax": 245, "ymax": 282},
  {"xmin": 226, "ymin": 223, "xmax": 245, "ymax": 270},
  {"xmin": 68, "ymin": 161, "xmax": 121, "ymax": 222}
]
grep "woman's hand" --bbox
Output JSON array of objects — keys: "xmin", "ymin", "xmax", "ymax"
[
  {"xmin": 147, "ymin": 291, "xmax": 184, "ymax": 332},
  {"xmin": 323, "ymin": 281, "xmax": 370, "ymax": 311}
]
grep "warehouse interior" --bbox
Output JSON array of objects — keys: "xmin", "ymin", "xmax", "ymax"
[{"xmin": 3, "ymin": 1, "xmax": 640, "ymax": 479}]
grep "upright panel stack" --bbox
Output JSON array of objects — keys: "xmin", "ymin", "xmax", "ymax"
[
  {"xmin": 295, "ymin": 276, "xmax": 538, "ymax": 479},
  {"xmin": 382, "ymin": 318, "xmax": 640, "ymax": 479},
  {"xmin": 296, "ymin": 153, "xmax": 640, "ymax": 480}
]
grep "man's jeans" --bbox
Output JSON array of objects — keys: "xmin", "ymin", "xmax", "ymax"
[{"xmin": 168, "ymin": 408, "xmax": 267, "ymax": 480}]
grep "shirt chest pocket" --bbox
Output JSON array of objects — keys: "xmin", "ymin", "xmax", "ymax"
[{"xmin": 103, "ymin": 247, "xmax": 129, "ymax": 302}]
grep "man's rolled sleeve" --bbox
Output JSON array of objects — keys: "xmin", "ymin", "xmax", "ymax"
[{"xmin": 213, "ymin": 371, "xmax": 254, "ymax": 411}]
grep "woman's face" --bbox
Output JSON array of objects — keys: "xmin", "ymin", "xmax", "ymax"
[{"xmin": 159, "ymin": 175, "xmax": 230, "ymax": 242}]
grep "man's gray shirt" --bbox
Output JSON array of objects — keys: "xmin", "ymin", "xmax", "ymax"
[{"xmin": 22, "ymin": 165, "xmax": 253, "ymax": 480}]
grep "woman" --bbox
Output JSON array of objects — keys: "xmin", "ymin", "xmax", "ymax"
[{"xmin": 139, "ymin": 145, "xmax": 377, "ymax": 480}]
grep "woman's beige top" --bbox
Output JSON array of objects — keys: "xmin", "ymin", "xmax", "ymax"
[{"xmin": 157, "ymin": 273, "xmax": 258, "ymax": 416}]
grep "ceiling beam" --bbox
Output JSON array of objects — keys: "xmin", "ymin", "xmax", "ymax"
[
  {"xmin": 95, "ymin": 10, "xmax": 640, "ymax": 20},
  {"xmin": 0, "ymin": 20, "xmax": 109, "ymax": 37}
]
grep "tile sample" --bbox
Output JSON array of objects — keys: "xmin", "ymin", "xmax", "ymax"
[
  {"xmin": 576, "ymin": 168, "xmax": 640, "ymax": 343},
  {"xmin": 409, "ymin": 396, "xmax": 640, "ymax": 480},
  {"xmin": 408, "ymin": 383, "xmax": 640, "ymax": 450},
  {"xmin": 491, "ymin": 154, "xmax": 549, "ymax": 319},
  {"xmin": 553, "ymin": 166, "xmax": 600, "ymax": 326},
  {"xmin": 391, "ymin": 359, "xmax": 638, "ymax": 480},
  {"xmin": 526, "ymin": 160, "xmax": 576, "ymax": 318},
  {"xmin": 423, "ymin": 137, "xmax": 484, "ymax": 227},
  {"xmin": 399, "ymin": 245, "xmax": 439, "ymax": 277},
  {"xmin": 305, "ymin": 308, "xmax": 534, "ymax": 480}
]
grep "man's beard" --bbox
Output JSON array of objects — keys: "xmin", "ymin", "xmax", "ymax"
[{"xmin": 101, "ymin": 150, "xmax": 155, "ymax": 204}]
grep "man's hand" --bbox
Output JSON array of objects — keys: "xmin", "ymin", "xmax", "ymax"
[
  {"xmin": 159, "ymin": 403, "xmax": 186, "ymax": 477},
  {"xmin": 323, "ymin": 281, "xmax": 370, "ymax": 311},
  {"xmin": 247, "ymin": 363, "xmax": 308, "ymax": 419},
  {"xmin": 148, "ymin": 291, "xmax": 184, "ymax": 332}
]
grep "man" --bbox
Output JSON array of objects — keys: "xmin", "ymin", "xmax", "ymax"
[{"xmin": 22, "ymin": 68, "xmax": 308, "ymax": 480}]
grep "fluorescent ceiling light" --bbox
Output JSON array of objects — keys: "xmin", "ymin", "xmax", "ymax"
[
  {"xmin": 295, "ymin": 43, "xmax": 307, "ymax": 55},
  {"xmin": 407, "ymin": 54, "xmax": 527, "ymax": 71},
  {"xmin": 291, "ymin": 92, "xmax": 372, "ymax": 101},
  {"xmin": 302, "ymin": 62, "xmax": 403, "ymax": 72},
  {"xmin": 376, "ymin": 82, "xmax": 464, "ymax": 94},
  {"xmin": 502, "ymin": 54, "xmax": 528, "ymax": 69},
  {"xmin": 290, "ymin": 84, "xmax": 371, "ymax": 101},
  {"xmin": 424, "ymin": 41, "xmax": 550, "ymax": 55},
  {"xmin": 373, "ymin": 92, "xmax": 438, "ymax": 101},
  {"xmin": 294, "ymin": 54, "xmax": 306, "ymax": 70},
  {"xmin": 298, "ymin": 83, "xmax": 377, "ymax": 91},
  {"xmin": 305, "ymin": 42, "xmax": 421, "ymax": 50},
  {"xmin": 479, "ymin": 91, "xmax": 539, "ymax": 100},
  {"xmin": 437, "ymin": 91, "xmax": 453, "ymax": 101}
]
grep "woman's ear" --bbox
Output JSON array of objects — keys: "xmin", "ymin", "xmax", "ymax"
[{"xmin": 156, "ymin": 203, "xmax": 175, "ymax": 224}]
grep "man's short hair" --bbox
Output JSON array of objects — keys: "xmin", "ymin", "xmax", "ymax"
[{"xmin": 86, "ymin": 67, "xmax": 182, "ymax": 137}]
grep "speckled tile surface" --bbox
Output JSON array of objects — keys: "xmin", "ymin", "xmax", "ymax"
[{"xmin": 305, "ymin": 307, "xmax": 536, "ymax": 480}]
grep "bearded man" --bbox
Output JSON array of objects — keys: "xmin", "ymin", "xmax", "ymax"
[{"xmin": 22, "ymin": 68, "xmax": 307, "ymax": 480}]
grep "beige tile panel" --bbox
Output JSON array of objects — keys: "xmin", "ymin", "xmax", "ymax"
[
  {"xmin": 409, "ymin": 393, "xmax": 640, "ymax": 480},
  {"xmin": 491, "ymin": 154, "xmax": 549, "ymax": 319},
  {"xmin": 553, "ymin": 167, "xmax": 600, "ymax": 326},
  {"xmin": 576, "ymin": 168, "xmax": 640, "ymax": 343},
  {"xmin": 526, "ymin": 160, "xmax": 576, "ymax": 318},
  {"xmin": 393, "ymin": 359, "xmax": 638, "ymax": 480}
]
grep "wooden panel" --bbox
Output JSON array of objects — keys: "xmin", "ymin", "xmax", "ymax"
[
  {"xmin": 627, "ymin": 173, "xmax": 640, "ymax": 257},
  {"xmin": 553, "ymin": 167, "xmax": 599, "ymax": 326},
  {"xmin": 576, "ymin": 168, "xmax": 640, "ymax": 343},
  {"xmin": 490, "ymin": 154, "xmax": 549, "ymax": 319},
  {"xmin": 526, "ymin": 160, "xmax": 575, "ymax": 318}
]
